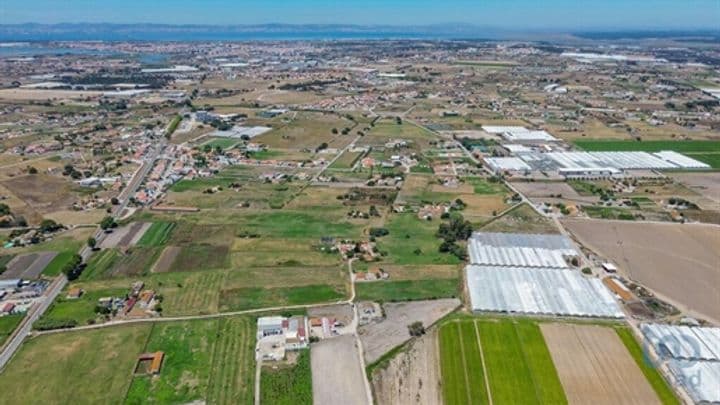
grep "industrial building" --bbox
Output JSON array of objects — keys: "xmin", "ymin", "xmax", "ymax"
[
  {"xmin": 482, "ymin": 126, "xmax": 559, "ymax": 142},
  {"xmin": 465, "ymin": 265, "xmax": 624, "ymax": 318}
]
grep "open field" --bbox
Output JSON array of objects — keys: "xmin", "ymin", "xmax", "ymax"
[
  {"xmin": 328, "ymin": 150, "xmax": 364, "ymax": 169},
  {"xmin": 439, "ymin": 318, "xmax": 567, "ymax": 405},
  {"xmin": 574, "ymin": 139, "xmax": 720, "ymax": 153},
  {"xmin": 359, "ymin": 298, "xmax": 459, "ymax": 364},
  {"xmin": 100, "ymin": 222, "xmax": 151, "ymax": 249},
  {"xmin": 0, "ymin": 314, "xmax": 23, "ymax": 346},
  {"xmin": 311, "ymin": 334, "xmax": 367, "ymax": 405},
  {"xmin": 541, "ymin": 323, "xmax": 662, "ymax": 405},
  {"xmin": 563, "ymin": 219, "xmax": 720, "ymax": 322},
  {"xmin": 371, "ymin": 329, "xmax": 442, "ymax": 405},
  {"xmin": 670, "ymin": 172, "xmax": 720, "ymax": 204},
  {"xmin": 206, "ymin": 317, "xmax": 256, "ymax": 405},
  {"xmin": 261, "ymin": 350, "xmax": 313, "ymax": 405},
  {"xmin": 1, "ymin": 251, "xmax": 56, "ymax": 279},
  {"xmin": 378, "ymin": 213, "xmax": 462, "ymax": 265},
  {"xmin": 354, "ymin": 279, "xmax": 458, "ymax": 303},
  {"xmin": 136, "ymin": 222, "xmax": 175, "ymax": 247},
  {"xmin": 480, "ymin": 203, "xmax": 559, "ymax": 234},
  {"xmin": 0, "ymin": 324, "xmax": 151, "ymax": 404}
]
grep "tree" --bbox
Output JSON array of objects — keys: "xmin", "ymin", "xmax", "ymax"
[
  {"xmin": 87, "ymin": 237, "xmax": 97, "ymax": 249},
  {"xmin": 110, "ymin": 197, "xmax": 119, "ymax": 205},
  {"xmin": 39, "ymin": 219, "xmax": 61, "ymax": 233},
  {"xmin": 27, "ymin": 166, "xmax": 38, "ymax": 174},
  {"xmin": 408, "ymin": 321, "xmax": 425, "ymax": 337},
  {"xmin": 99, "ymin": 216, "xmax": 117, "ymax": 230}
]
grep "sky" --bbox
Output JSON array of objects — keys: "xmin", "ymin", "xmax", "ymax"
[{"xmin": 1, "ymin": 0, "xmax": 718, "ymax": 31}]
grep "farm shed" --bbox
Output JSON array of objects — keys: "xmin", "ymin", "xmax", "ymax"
[{"xmin": 465, "ymin": 265, "xmax": 624, "ymax": 318}]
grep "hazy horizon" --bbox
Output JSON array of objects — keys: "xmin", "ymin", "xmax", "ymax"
[{"xmin": 1, "ymin": 0, "xmax": 718, "ymax": 31}]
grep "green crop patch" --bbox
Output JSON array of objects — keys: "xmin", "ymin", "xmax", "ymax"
[
  {"xmin": 354, "ymin": 278, "xmax": 458, "ymax": 302},
  {"xmin": 0, "ymin": 314, "xmax": 23, "ymax": 346},
  {"xmin": 137, "ymin": 222, "xmax": 176, "ymax": 247},
  {"xmin": 220, "ymin": 284, "xmax": 345, "ymax": 311},
  {"xmin": 574, "ymin": 139, "xmax": 720, "ymax": 153},
  {"xmin": 261, "ymin": 350, "xmax": 313, "ymax": 405},
  {"xmin": 439, "ymin": 319, "xmax": 567, "ymax": 405}
]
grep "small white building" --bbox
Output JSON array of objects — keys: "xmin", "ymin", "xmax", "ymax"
[{"xmin": 256, "ymin": 316, "xmax": 284, "ymax": 340}]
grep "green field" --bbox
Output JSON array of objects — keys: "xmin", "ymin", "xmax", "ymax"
[
  {"xmin": 439, "ymin": 319, "xmax": 567, "ymax": 405},
  {"xmin": 220, "ymin": 284, "xmax": 345, "ymax": 311},
  {"xmin": 354, "ymin": 278, "xmax": 458, "ymax": 302},
  {"xmin": 37, "ymin": 287, "xmax": 129, "ymax": 328},
  {"xmin": 466, "ymin": 177, "xmax": 508, "ymax": 195},
  {"xmin": 574, "ymin": 139, "xmax": 720, "ymax": 153},
  {"xmin": 137, "ymin": 222, "xmax": 176, "ymax": 247},
  {"xmin": 202, "ymin": 137, "xmax": 239, "ymax": 150},
  {"xmin": 583, "ymin": 205, "xmax": 636, "ymax": 220},
  {"xmin": 261, "ymin": 350, "xmax": 313, "ymax": 405},
  {"xmin": 42, "ymin": 251, "xmax": 78, "ymax": 277},
  {"xmin": 0, "ymin": 324, "xmax": 152, "ymax": 404},
  {"xmin": 690, "ymin": 153, "xmax": 720, "ymax": 169},
  {"xmin": 0, "ymin": 314, "xmax": 23, "ymax": 345},
  {"xmin": 378, "ymin": 213, "xmax": 461, "ymax": 265},
  {"xmin": 328, "ymin": 150, "xmax": 363, "ymax": 169},
  {"xmin": 616, "ymin": 328, "xmax": 680, "ymax": 405},
  {"xmin": 80, "ymin": 248, "xmax": 120, "ymax": 280}
]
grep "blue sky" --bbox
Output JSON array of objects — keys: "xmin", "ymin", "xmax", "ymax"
[{"xmin": 1, "ymin": 0, "xmax": 718, "ymax": 30}]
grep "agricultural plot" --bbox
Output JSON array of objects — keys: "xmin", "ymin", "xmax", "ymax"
[
  {"xmin": 439, "ymin": 318, "xmax": 567, "ymax": 405},
  {"xmin": 311, "ymin": 335, "xmax": 367, "ymax": 405},
  {"xmin": 328, "ymin": 150, "xmax": 364, "ymax": 169},
  {"xmin": 371, "ymin": 330, "xmax": 443, "ymax": 405},
  {"xmin": 0, "ymin": 324, "xmax": 152, "ymax": 404},
  {"xmin": 1, "ymin": 251, "xmax": 56, "ymax": 279},
  {"xmin": 202, "ymin": 137, "xmax": 240, "ymax": 150},
  {"xmin": 38, "ymin": 286, "xmax": 129, "ymax": 327},
  {"xmin": 574, "ymin": 139, "xmax": 720, "ymax": 169},
  {"xmin": 126, "ymin": 320, "xmax": 219, "ymax": 403},
  {"xmin": 206, "ymin": 317, "xmax": 256, "ymax": 405},
  {"xmin": 99, "ymin": 222, "xmax": 151, "ymax": 249},
  {"xmin": 377, "ymin": 213, "xmax": 461, "ymax": 265},
  {"xmin": 541, "ymin": 324, "xmax": 663, "ymax": 405},
  {"xmin": 354, "ymin": 278, "xmax": 459, "ymax": 303},
  {"xmin": 563, "ymin": 219, "xmax": 720, "ymax": 323},
  {"xmin": 359, "ymin": 298, "xmax": 460, "ymax": 364},
  {"xmin": 136, "ymin": 222, "xmax": 175, "ymax": 246},
  {"xmin": 0, "ymin": 314, "xmax": 23, "ymax": 345},
  {"xmin": 261, "ymin": 350, "xmax": 313, "ymax": 405}
]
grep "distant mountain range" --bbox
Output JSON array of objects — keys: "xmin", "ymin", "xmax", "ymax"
[{"xmin": 0, "ymin": 23, "xmax": 717, "ymax": 42}]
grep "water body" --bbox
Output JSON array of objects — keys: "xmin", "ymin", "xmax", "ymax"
[{"xmin": 0, "ymin": 43, "xmax": 169, "ymax": 65}]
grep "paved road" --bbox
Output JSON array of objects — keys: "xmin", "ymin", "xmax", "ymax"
[{"xmin": 0, "ymin": 276, "xmax": 66, "ymax": 370}]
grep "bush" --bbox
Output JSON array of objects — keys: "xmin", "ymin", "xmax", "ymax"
[
  {"xmin": 369, "ymin": 227, "xmax": 389, "ymax": 237},
  {"xmin": 34, "ymin": 318, "xmax": 78, "ymax": 331},
  {"xmin": 408, "ymin": 321, "xmax": 425, "ymax": 337}
]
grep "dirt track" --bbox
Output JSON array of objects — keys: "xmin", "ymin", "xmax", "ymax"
[
  {"xmin": 563, "ymin": 219, "xmax": 720, "ymax": 322},
  {"xmin": 371, "ymin": 329, "xmax": 442, "ymax": 405},
  {"xmin": 542, "ymin": 323, "xmax": 660, "ymax": 405},
  {"xmin": 311, "ymin": 335, "xmax": 367, "ymax": 405}
]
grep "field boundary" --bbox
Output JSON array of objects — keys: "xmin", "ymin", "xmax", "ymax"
[{"xmin": 473, "ymin": 320, "xmax": 493, "ymax": 405}]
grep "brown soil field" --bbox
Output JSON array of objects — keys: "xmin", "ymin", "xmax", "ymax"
[
  {"xmin": 563, "ymin": 219, "xmax": 720, "ymax": 323},
  {"xmin": 0, "ymin": 89, "xmax": 103, "ymax": 101},
  {"xmin": 1, "ymin": 174, "xmax": 76, "ymax": 215},
  {"xmin": 512, "ymin": 181, "xmax": 597, "ymax": 204},
  {"xmin": 151, "ymin": 246, "xmax": 181, "ymax": 273},
  {"xmin": 541, "ymin": 323, "xmax": 660, "ymax": 405},
  {"xmin": 359, "ymin": 299, "xmax": 460, "ymax": 364},
  {"xmin": 99, "ymin": 222, "xmax": 149, "ymax": 249},
  {"xmin": 371, "ymin": 329, "xmax": 442, "ymax": 405},
  {"xmin": 2, "ymin": 251, "xmax": 56, "ymax": 279},
  {"xmin": 669, "ymin": 172, "xmax": 720, "ymax": 206},
  {"xmin": 311, "ymin": 335, "xmax": 368, "ymax": 405}
]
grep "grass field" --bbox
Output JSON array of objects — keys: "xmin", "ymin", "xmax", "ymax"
[
  {"xmin": 202, "ymin": 137, "xmax": 239, "ymax": 150},
  {"xmin": 206, "ymin": 317, "xmax": 256, "ymax": 405},
  {"xmin": 220, "ymin": 284, "xmax": 345, "ymax": 312},
  {"xmin": 0, "ymin": 324, "xmax": 152, "ymax": 404},
  {"xmin": 39, "ymin": 287, "xmax": 129, "ymax": 327},
  {"xmin": 136, "ymin": 222, "xmax": 176, "ymax": 247},
  {"xmin": 0, "ymin": 314, "xmax": 23, "ymax": 345},
  {"xmin": 378, "ymin": 213, "xmax": 461, "ymax": 265},
  {"xmin": 466, "ymin": 177, "xmax": 509, "ymax": 195},
  {"xmin": 79, "ymin": 248, "xmax": 120, "ymax": 280},
  {"xmin": 354, "ymin": 278, "xmax": 458, "ymax": 302},
  {"xmin": 616, "ymin": 328, "xmax": 680, "ymax": 405},
  {"xmin": 126, "ymin": 320, "xmax": 219, "ymax": 403},
  {"xmin": 439, "ymin": 318, "xmax": 567, "ymax": 405},
  {"xmin": 40, "ymin": 250, "xmax": 76, "ymax": 277},
  {"xmin": 690, "ymin": 153, "xmax": 720, "ymax": 168},
  {"xmin": 261, "ymin": 350, "xmax": 313, "ymax": 405},
  {"xmin": 583, "ymin": 205, "xmax": 636, "ymax": 220},
  {"xmin": 328, "ymin": 150, "xmax": 363, "ymax": 169},
  {"xmin": 574, "ymin": 139, "xmax": 720, "ymax": 153}
]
